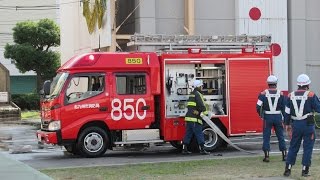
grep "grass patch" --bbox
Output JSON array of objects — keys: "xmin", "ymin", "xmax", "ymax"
[
  {"xmin": 42, "ymin": 154, "xmax": 320, "ymax": 180},
  {"xmin": 21, "ymin": 111, "xmax": 40, "ymax": 119}
]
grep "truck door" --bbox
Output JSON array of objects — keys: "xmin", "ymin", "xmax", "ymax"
[
  {"xmin": 228, "ymin": 58, "xmax": 270, "ymax": 135},
  {"xmin": 109, "ymin": 72, "xmax": 154, "ymax": 129},
  {"xmin": 60, "ymin": 73, "xmax": 109, "ymax": 138}
]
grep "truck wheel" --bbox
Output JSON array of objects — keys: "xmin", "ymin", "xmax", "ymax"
[
  {"xmin": 77, "ymin": 126, "xmax": 108, "ymax": 158},
  {"xmin": 64, "ymin": 144, "xmax": 79, "ymax": 155},
  {"xmin": 170, "ymin": 141, "xmax": 183, "ymax": 150},
  {"xmin": 203, "ymin": 126, "xmax": 223, "ymax": 151}
]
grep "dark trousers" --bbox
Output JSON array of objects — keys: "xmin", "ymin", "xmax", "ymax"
[
  {"xmin": 286, "ymin": 120, "xmax": 316, "ymax": 167},
  {"xmin": 183, "ymin": 121, "xmax": 205, "ymax": 145},
  {"xmin": 262, "ymin": 118, "xmax": 286, "ymax": 151}
]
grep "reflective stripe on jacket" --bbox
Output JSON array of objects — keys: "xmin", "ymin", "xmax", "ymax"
[
  {"xmin": 256, "ymin": 89, "xmax": 286, "ymax": 120},
  {"xmin": 185, "ymin": 89, "xmax": 208, "ymax": 124},
  {"xmin": 264, "ymin": 89, "xmax": 281, "ymax": 114},
  {"xmin": 285, "ymin": 90, "xmax": 320, "ymax": 124}
]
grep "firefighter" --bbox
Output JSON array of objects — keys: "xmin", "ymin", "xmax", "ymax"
[
  {"xmin": 283, "ymin": 74, "xmax": 320, "ymax": 177},
  {"xmin": 182, "ymin": 80, "xmax": 210, "ymax": 155},
  {"xmin": 256, "ymin": 75, "xmax": 287, "ymax": 162}
]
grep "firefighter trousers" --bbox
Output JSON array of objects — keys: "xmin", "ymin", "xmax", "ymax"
[
  {"xmin": 183, "ymin": 121, "xmax": 205, "ymax": 145},
  {"xmin": 286, "ymin": 120, "xmax": 316, "ymax": 167},
  {"xmin": 262, "ymin": 118, "xmax": 286, "ymax": 151}
]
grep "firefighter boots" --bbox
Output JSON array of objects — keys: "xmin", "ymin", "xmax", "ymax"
[
  {"xmin": 263, "ymin": 151, "xmax": 269, "ymax": 162},
  {"xmin": 282, "ymin": 150, "xmax": 287, "ymax": 161},
  {"xmin": 301, "ymin": 166, "xmax": 310, "ymax": 177},
  {"xmin": 182, "ymin": 144, "xmax": 191, "ymax": 155},
  {"xmin": 283, "ymin": 164, "xmax": 292, "ymax": 177},
  {"xmin": 199, "ymin": 145, "xmax": 210, "ymax": 155}
]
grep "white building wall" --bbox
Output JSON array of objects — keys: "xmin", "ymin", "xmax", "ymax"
[
  {"xmin": 135, "ymin": 0, "xmax": 236, "ymax": 35},
  {"xmin": 305, "ymin": 0, "xmax": 320, "ymax": 94},
  {"xmin": 195, "ymin": 0, "xmax": 235, "ymax": 35},
  {"xmin": 60, "ymin": 0, "xmax": 111, "ymax": 64},
  {"xmin": 287, "ymin": 0, "xmax": 306, "ymax": 91},
  {"xmin": 288, "ymin": 0, "xmax": 320, "ymax": 93},
  {"xmin": 155, "ymin": 0, "xmax": 184, "ymax": 34},
  {"xmin": 236, "ymin": 0, "xmax": 288, "ymax": 91}
]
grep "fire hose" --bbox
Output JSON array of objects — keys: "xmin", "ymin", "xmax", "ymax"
[{"xmin": 200, "ymin": 114, "xmax": 257, "ymax": 154}]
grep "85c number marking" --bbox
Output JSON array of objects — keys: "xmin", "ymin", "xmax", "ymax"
[{"xmin": 111, "ymin": 98, "xmax": 147, "ymax": 121}]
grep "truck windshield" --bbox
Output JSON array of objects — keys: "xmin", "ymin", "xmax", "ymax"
[{"xmin": 49, "ymin": 72, "xmax": 69, "ymax": 98}]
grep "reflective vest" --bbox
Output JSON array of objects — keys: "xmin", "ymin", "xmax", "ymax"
[
  {"xmin": 264, "ymin": 89, "xmax": 281, "ymax": 114},
  {"xmin": 185, "ymin": 89, "xmax": 208, "ymax": 125},
  {"xmin": 290, "ymin": 91, "xmax": 313, "ymax": 120}
]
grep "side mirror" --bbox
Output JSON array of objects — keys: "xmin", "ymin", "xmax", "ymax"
[{"xmin": 43, "ymin": 80, "xmax": 51, "ymax": 95}]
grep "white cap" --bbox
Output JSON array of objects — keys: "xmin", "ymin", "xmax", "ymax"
[
  {"xmin": 193, "ymin": 80, "xmax": 203, "ymax": 87},
  {"xmin": 267, "ymin": 75, "xmax": 278, "ymax": 84},
  {"xmin": 297, "ymin": 74, "xmax": 311, "ymax": 86}
]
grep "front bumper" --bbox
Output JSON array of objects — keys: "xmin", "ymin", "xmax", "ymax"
[{"xmin": 36, "ymin": 130, "xmax": 58, "ymax": 144}]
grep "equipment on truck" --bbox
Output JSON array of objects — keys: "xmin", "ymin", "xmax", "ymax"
[{"xmin": 37, "ymin": 34, "xmax": 273, "ymax": 157}]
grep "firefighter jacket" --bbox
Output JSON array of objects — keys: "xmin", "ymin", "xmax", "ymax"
[
  {"xmin": 256, "ymin": 89, "xmax": 286, "ymax": 121},
  {"xmin": 185, "ymin": 88, "xmax": 208, "ymax": 125},
  {"xmin": 284, "ymin": 90, "xmax": 320, "ymax": 125}
]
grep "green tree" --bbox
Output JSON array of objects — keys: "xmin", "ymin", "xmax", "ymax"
[{"xmin": 4, "ymin": 18, "xmax": 60, "ymax": 91}]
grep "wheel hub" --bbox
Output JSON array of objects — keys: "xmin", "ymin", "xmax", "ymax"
[
  {"xmin": 84, "ymin": 132, "xmax": 103, "ymax": 153},
  {"xmin": 203, "ymin": 128, "xmax": 218, "ymax": 148}
]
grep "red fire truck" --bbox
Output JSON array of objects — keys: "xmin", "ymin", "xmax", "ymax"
[{"xmin": 37, "ymin": 34, "xmax": 274, "ymax": 157}]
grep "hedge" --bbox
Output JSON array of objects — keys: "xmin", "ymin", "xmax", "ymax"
[{"xmin": 11, "ymin": 93, "xmax": 40, "ymax": 110}]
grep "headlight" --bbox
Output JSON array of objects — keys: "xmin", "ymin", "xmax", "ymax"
[{"xmin": 48, "ymin": 120, "xmax": 61, "ymax": 131}]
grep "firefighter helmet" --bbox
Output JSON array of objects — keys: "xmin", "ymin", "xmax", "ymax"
[
  {"xmin": 267, "ymin": 75, "xmax": 278, "ymax": 84},
  {"xmin": 297, "ymin": 74, "xmax": 311, "ymax": 86},
  {"xmin": 193, "ymin": 80, "xmax": 203, "ymax": 87}
]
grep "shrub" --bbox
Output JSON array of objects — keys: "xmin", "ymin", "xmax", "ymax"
[{"xmin": 12, "ymin": 93, "xmax": 40, "ymax": 110}]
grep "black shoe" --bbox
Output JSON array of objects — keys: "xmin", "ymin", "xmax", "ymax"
[
  {"xmin": 199, "ymin": 145, "xmax": 210, "ymax": 155},
  {"xmin": 263, "ymin": 151, "xmax": 269, "ymax": 162},
  {"xmin": 302, "ymin": 170, "xmax": 310, "ymax": 177},
  {"xmin": 283, "ymin": 164, "xmax": 292, "ymax": 177},
  {"xmin": 301, "ymin": 166, "xmax": 310, "ymax": 177},
  {"xmin": 200, "ymin": 149, "xmax": 210, "ymax": 155},
  {"xmin": 182, "ymin": 144, "xmax": 191, "ymax": 155},
  {"xmin": 182, "ymin": 149, "xmax": 192, "ymax": 155},
  {"xmin": 283, "ymin": 169, "xmax": 291, "ymax": 177},
  {"xmin": 263, "ymin": 157, "xmax": 270, "ymax": 162}
]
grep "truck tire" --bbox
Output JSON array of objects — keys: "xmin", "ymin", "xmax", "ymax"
[
  {"xmin": 64, "ymin": 144, "xmax": 79, "ymax": 155},
  {"xmin": 203, "ymin": 125, "xmax": 223, "ymax": 151},
  {"xmin": 77, "ymin": 126, "xmax": 109, "ymax": 158},
  {"xmin": 170, "ymin": 141, "xmax": 183, "ymax": 150},
  {"xmin": 186, "ymin": 124, "xmax": 225, "ymax": 152}
]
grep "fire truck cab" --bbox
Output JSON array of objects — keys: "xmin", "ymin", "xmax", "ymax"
[{"xmin": 37, "ymin": 34, "xmax": 273, "ymax": 157}]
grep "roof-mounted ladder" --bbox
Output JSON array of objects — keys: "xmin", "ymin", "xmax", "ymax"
[{"xmin": 127, "ymin": 34, "xmax": 272, "ymax": 53}]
